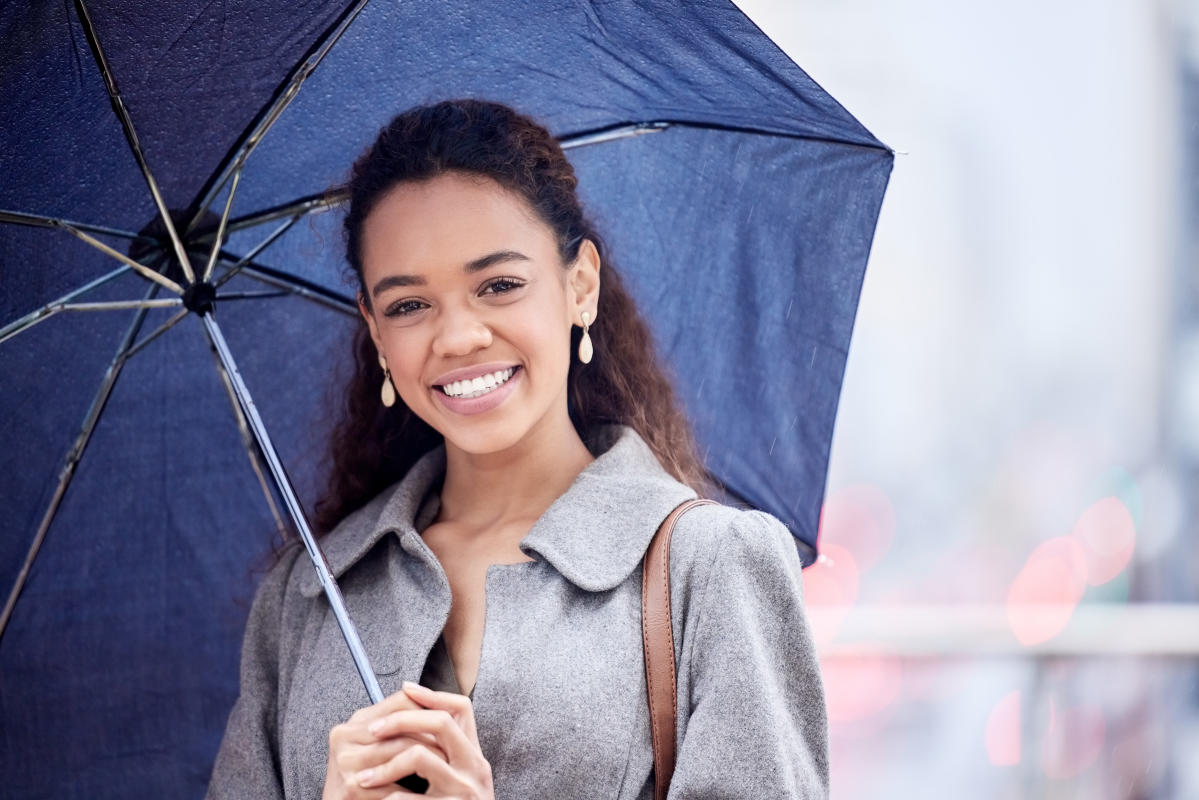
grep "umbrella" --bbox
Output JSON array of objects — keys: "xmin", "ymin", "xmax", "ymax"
[{"xmin": 0, "ymin": 0, "xmax": 892, "ymax": 795}]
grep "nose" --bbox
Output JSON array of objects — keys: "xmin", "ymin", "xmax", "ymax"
[{"xmin": 431, "ymin": 303, "xmax": 493, "ymax": 358}]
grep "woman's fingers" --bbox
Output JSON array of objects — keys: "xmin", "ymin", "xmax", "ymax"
[
  {"xmin": 349, "ymin": 688, "xmax": 425, "ymax": 727},
  {"xmin": 335, "ymin": 688, "xmax": 427, "ymax": 747},
  {"xmin": 332, "ymin": 732, "xmax": 449, "ymax": 779},
  {"xmin": 355, "ymin": 743, "xmax": 471, "ymax": 793},
  {"xmin": 368, "ymin": 708, "xmax": 474, "ymax": 766},
  {"xmin": 399, "ymin": 681, "xmax": 480, "ymax": 744}
]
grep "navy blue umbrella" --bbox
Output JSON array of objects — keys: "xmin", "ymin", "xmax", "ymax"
[{"xmin": 0, "ymin": 1, "xmax": 891, "ymax": 795}]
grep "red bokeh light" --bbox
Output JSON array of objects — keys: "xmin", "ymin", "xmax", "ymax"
[
  {"xmin": 1006, "ymin": 537, "xmax": 1087, "ymax": 645},
  {"xmin": 817, "ymin": 484, "xmax": 896, "ymax": 572},
  {"xmin": 821, "ymin": 654, "xmax": 903, "ymax": 724},
  {"xmin": 803, "ymin": 542, "xmax": 860, "ymax": 646}
]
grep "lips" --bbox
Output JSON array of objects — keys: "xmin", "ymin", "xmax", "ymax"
[
  {"xmin": 431, "ymin": 363, "xmax": 523, "ymax": 416},
  {"xmin": 431, "ymin": 361, "xmax": 521, "ymax": 388}
]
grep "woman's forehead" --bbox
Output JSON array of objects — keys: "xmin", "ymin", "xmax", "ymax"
[{"xmin": 361, "ymin": 173, "xmax": 557, "ymax": 282}]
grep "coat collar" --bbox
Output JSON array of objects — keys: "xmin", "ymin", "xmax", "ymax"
[{"xmin": 299, "ymin": 424, "xmax": 698, "ymax": 597}]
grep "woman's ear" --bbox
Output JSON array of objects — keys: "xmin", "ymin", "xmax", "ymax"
[
  {"xmin": 569, "ymin": 238, "xmax": 602, "ymax": 320},
  {"xmin": 358, "ymin": 293, "xmax": 385, "ymax": 353}
]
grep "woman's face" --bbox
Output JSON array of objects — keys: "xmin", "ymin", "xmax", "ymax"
[{"xmin": 357, "ymin": 171, "xmax": 600, "ymax": 456}]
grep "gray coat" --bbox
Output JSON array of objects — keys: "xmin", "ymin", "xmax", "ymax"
[{"xmin": 205, "ymin": 424, "xmax": 828, "ymax": 798}]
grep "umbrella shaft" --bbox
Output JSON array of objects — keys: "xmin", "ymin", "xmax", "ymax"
[{"xmin": 200, "ymin": 312, "xmax": 385, "ymax": 704}]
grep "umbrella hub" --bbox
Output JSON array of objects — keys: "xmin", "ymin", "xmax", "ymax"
[
  {"xmin": 129, "ymin": 208, "xmax": 221, "ymax": 315},
  {"xmin": 182, "ymin": 281, "xmax": 217, "ymax": 315}
]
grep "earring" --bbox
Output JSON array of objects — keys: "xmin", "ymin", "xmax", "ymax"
[
  {"xmin": 578, "ymin": 311, "xmax": 594, "ymax": 364},
  {"xmin": 378, "ymin": 352, "xmax": 396, "ymax": 408}
]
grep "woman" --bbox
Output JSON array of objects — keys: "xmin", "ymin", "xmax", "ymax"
[{"xmin": 206, "ymin": 99, "xmax": 827, "ymax": 799}]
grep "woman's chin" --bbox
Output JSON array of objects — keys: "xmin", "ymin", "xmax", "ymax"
[{"xmin": 440, "ymin": 422, "xmax": 530, "ymax": 459}]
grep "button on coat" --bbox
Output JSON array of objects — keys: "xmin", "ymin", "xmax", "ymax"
[{"xmin": 205, "ymin": 424, "xmax": 829, "ymax": 798}]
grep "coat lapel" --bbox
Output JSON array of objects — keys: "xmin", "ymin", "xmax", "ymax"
[
  {"xmin": 293, "ymin": 424, "xmax": 699, "ymax": 675},
  {"xmin": 517, "ymin": 425, "xmax": 698, "ymax": 591}
]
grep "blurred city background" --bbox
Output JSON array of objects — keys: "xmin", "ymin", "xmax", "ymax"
[{"xmin": 733, "ymin": 0, "xmax": 1199, "ymax": 797}]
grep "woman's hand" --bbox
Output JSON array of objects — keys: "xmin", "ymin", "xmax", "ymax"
[{"xmin": 322, "ymin": 682, "xmax": 494, "ymax": 799}]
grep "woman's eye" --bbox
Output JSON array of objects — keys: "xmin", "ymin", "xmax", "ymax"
[
  {"xmin": 482, "ymin": 277, "xmax": 525, "ymax": 295},
  {"xmin": 383, "ymin": 279, "xmax": 522, "ymax": 317},
  {"xmin": 385, "ymin": 299, "xmax": 427, "ymax": 317}
]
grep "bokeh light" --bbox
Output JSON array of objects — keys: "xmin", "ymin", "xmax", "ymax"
[
  {"xmin": 821, "ymin": 654, "xmax": 904, "ymax": 724},
  {"xmin": 803, "ymin": 542, "xmax": 860, "ymax": 646},
  {"xmin": 985, "ymin": 690, "xmax": 1022, "ymax": 766},
  {"xmin": 1006, "ymin": 537, "xmax": 1088, "ymax": 645},
  {"xmin": 818, "ymin": 484, "xmax": 896, "ymax": 572},
  {"xmin": 1071, "ymin": 495, "xmax": 1136, "ymax": 586}
]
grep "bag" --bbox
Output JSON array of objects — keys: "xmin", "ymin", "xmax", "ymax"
[{"xmin": 641, "ymin": 498, "xmax": 717, "ymax": 800}]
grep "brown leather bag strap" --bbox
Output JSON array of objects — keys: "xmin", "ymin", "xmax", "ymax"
[{"xmin": 642, "ymin": 497, "xmax": 718, "ymax": 800}]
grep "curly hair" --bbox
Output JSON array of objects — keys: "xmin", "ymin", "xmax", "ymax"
[{"xmin": 312, "ymin": 98, "xmax": 711, "ymax": 535}]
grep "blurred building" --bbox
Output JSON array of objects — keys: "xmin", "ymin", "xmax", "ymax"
[{"xmin": 733, "ymin": 0, "xmax": 1199, "ymax": 796}]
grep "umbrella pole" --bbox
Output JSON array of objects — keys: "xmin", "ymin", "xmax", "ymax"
[{"xmin": 199, "ymin": 310, "xmax": 386, "ymax": 704}]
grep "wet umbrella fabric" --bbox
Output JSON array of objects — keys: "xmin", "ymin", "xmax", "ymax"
[{"xmin": 0, "ymin": 0, "xmax": 892, "ymax": 796}]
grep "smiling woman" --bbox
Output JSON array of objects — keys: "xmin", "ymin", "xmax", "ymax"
[
  {"xmin": 356, "ymin": 170, "xmax": 596, "ymax": 458},
  {"xmin": 204, "ymin": 99, "xmax": 828, "ymax": 800}
]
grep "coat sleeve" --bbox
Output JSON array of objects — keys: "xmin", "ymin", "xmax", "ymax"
[
  {"xmin": 668, "ymin": 510, "xmax": 829, "ymax": 799},
  {"xmin": 205, "ymin": 543, "xmax": 305, "ymax": 800}
]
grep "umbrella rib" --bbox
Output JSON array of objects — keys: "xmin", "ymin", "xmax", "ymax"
[
  {"xmin": 0, "ymin": 265, "xmax": 130, "ymax": 345},
  {"xmin": 211, "ymin": 215, "xmax": 302, "ymax": 290},
  {"xmin": 0, "ymin": 210, "xmax": 151, "ymax": 243},
  {"xmin": 122, "ymin": 307, "xmax": 189, "ymax": 361},
  {"xmin": 56, "ymin": 220, "xmax": 184, "ymax": 294},
  {"xmin": 555, "ymin": 117, "xmax": 893, "ymax": 153},
  {"xmin": 558, "ymin": 121, "xmax": 671, "ymax": 149},
  {"xmin": 72, "ymin": 0, "xmax": 196, "ymax": 283},
  {"xmin": 185, "ymin": 0, "xmax": 371, "ymax": 233},
  {"xmin": 200, "ymin": 168, "xmax": 243, "ymax": 283},
  {"xmin": 216, "ymin": 253, "xmax": 358, "ymax": 316},
  {"xmin": 216, "ymin": 291, "xmax": 291, "ymax": 301},
  {"xmin": 0, "ymin": 300, "xmax": 183, "ymax": 345},
  {"xmin": 53, "ymin": 299, "xmax": 182, "ymax": 311},
  {"xmin": 197, "ymin": 194, "xmax": 340, "ymax": 241},
  {"xmin": 0, "ymin": 210, "xmax": 178, "ymax": 292},
  {"xmin": 0, "ymin": 281, "xmax": 162, "ymax": 643},
  {"xmin": 202, "ymin": 330, "xmax": 291, "ymax": 544},
  {"xmin": 199, "ymin": 313, "xmax": 385, "ymax": 703}
]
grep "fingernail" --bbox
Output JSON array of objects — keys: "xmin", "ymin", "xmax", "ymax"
[
  {"xmin": 368, "ymin": 718, "xmax": 385, "ymax": 735},
  {"xmin": 402, "ymin": 680, "xmax": 424, "ymax": 692},
  {"xmin": 356, "ymin": 768, "xmax": 375, "ymax": 786}
]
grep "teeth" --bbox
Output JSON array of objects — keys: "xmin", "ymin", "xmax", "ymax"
[{"xmin": 440, "ymin": 367, "xmax": 516, "ymax": 399}]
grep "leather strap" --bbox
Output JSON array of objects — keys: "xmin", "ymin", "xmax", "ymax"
[{"xmin": 642, "ymin": 497, "xmax": 717, "ymax": 800}]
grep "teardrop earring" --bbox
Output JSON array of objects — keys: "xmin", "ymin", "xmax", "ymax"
[
  {"xmin": 578, "ymin": 311, "xmax": 594, "ymax": 365},
  {"xmin": 378, "ymin": 352, "xmax": 396, "ymax": 408}
]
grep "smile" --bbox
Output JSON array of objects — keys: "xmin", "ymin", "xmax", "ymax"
[{"xmin": 437, "ymin": 366, "xmax": 519, "ymax": 399}]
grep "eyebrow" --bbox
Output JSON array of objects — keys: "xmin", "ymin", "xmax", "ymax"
[{"xmin": 370, "ymin": 250, "xmax": 531, "ymax": 297}]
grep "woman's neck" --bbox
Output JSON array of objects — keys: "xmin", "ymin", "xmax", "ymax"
[{"xmin": 436, "ymin": 412, "xmax": 596, "ymax": 533}]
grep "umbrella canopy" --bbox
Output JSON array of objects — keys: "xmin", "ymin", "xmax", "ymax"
[{"xmin": 0, "ymin": 0, "xmax": 892, "ymax": 796}]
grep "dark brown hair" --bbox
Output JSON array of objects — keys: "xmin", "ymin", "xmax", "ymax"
[{"xmin": 312, "ymin": 98, "xmax": 710, "ymax": 535}]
